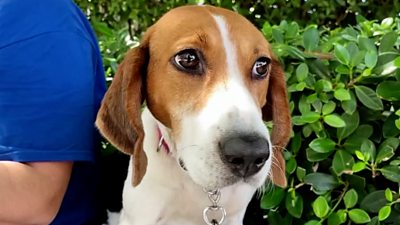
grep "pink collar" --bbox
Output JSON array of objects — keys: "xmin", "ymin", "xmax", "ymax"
[{"xmin": 156, "ymin": 126, "xmax": 170, "ymax": 154}]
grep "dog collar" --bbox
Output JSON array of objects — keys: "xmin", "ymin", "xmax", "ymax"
[{"xmin": 156, "ymin": 126, "xmax": 170, "ymax": 154}]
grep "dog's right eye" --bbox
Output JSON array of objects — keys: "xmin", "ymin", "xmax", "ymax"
[{"xmin": 173, "ymin": 49, "xmax": 204, "ymax": 75}]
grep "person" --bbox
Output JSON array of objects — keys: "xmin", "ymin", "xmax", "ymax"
[{"xmin": 0, "ymin": 0, "xmax": 107, "ymax": 224}]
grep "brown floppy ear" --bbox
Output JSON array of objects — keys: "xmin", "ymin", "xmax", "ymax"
[
  {"xmin": 262, "ymin": 59, "xmax": 291, "ymax": 188},
  {"xmin": 96, "ymin": 37, "xmax": 150, "ymax": 187}
]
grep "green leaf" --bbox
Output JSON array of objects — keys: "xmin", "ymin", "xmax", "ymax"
[
  {"xmin": 327, "ymin": 212, "xmax": 342, "ymax": 225},
  {"xmin": 335, "ymin": 44, "xmax": 351, "ymax": 65},
  {"xmin": 379, "ymin": 31, "xmax": 397, "ymax": 53},
  {"xmin": 384, "ymin": 188, "xmax": 393, "ymax": 202},
  {"xmin": 332, "ymin": 150, "xmax": 354, "ymax": 175},
  {"xmin": 324, "ymin": 114, "xmax": 346, "ymax": 128},
  {"xmin": 322, "ymin": 101, "xmax": 336, "ymax": 115},
  {"xmin": 299, "ymin": 96, "xmax": 310, "ymax": 114},
  {"xmin": 295, "ymin": 82, "xmax": 306, "ymax": 91},
  {"xmin": 301, "ymin": 111, "xmax": 321, "ymax": 123},
  {"xmin": 344, "ymin": 174, "xmax": 366, "ymax": 191},
  {"xmin": 266, "ymin": 211, "xmax": 282, "ymax": 225},
  {"xmin": 337, "ymin": 209, "xmax": 348, "ymax": 223},
  {"xmin": 309, "ymin": 138, "xmax": 336, "ymax": 153},
  {"xmin": 344, "ymin": 125, "xmax": 373, "ymax": 151},
  {"xmin": 304, "ymin": 220, "xmax": 321, "ymax": 225},
  {"xmin": 354, "ymin": 85, "xmax": 383, "ymax": 111},
  {"xmin": 334, "ymin": 88, "xmax": 351, "ymax": 101},
  {"xmin": 285, "ymin": 191, "xmax": 303, "ymax": 218},
  {"xmin": 355, "ymin": 151, "xmax": 365, "ymax": 161},
  {"xmin": 376, "ymin": 138, "xmax": 398, "ymax": 163},
  {"xmin": 261, "ymin": 186, "xmax": 285, "ymax": 209},
  {"xmin": 313, "ymin": 196, "xmax": 330, "ymax": 218},
  {"xmin": 308, "ymin": 59, "xmax": 330, "ymax": 78},
  {"xmin": 352, "ymin": 162, "xmax": 367, "ymax": 172},
  {"xmin": 296, "ymin": 63, "xmax": 309, "ymax": 81},
  {"xmin": 261, "ymin": 21, "xmax": 272, "ymax": 37},
  {"xmin": 307, "ymin": 93, "xmax": 319, "ymax": 103},
  {"xmin": 381, "ymin": 17, "xmax": 394, "ymax": 28},
  {"xmin": 342, "ymin": 91, "xmax": 357, "ymax": 114},
  {"xmin": 304, "ymin": 172, "xmax": 339, "ymax": 192},
  {"xmin": 272, "ymin": 28, "xmax": 284, "ymax": 43},
  {"xmin": 361, "ymin": 68, "xmax": 372, "ymax": 77},
  {"xmin": 349, "ymin": 208, "xmax": 371, "ymax": 224},
  {"xmin": 337, "ymin": 111, "xmax": 359, "ymax": 140},
  {"xmin": 303, "ymin": 125, "xmax": 313, "ymax": 137},
  {"xmin": 292, "ymin": 116, "xmax": 305, "ymax": 126},
  {"xmin": 361, "ymin": 191, "xmax": 388, "ymax": 213},
  {"xmin": 291, "ymin": 132, "xmax": 302, "ymax": 154},
  {"xmin": 383, "ymin": 113, "xmax": 400, "ymax": 138},
  {"xmin": 365, "ymin": 50, "xmax": 378, "ymax": 68},
  {"xmin": 390, "ymin": 160, "xmax": 400, "ymax": 165},
  {"xmin": 315, "ymin": 79, "xmax": 333, "ymax": 92},
  {"xmin": 378, "ymin": 206, "xmax": 391, "ymax": 221},
  {"xmin": 306, "ymin": 148, "xmax": 331, "ymax": 162},
  {"xmin": 376, "ymin": 81, "xmax": 400, "ymax": 101},
  {"xmin": 358, "ymin": 37, "xmax": 377, "ymax": 53},
  {"xmin": 380, "ymin": 165, "xmax": 400, "ymax": 182},
  {"xmin": 395, "ymin": 56, "xmax": 400, "ymax": 67},
  {"xmin": 286, "ymin": 21, "xmax": 299, "ymax": 38},
  {"xmin": 347, "ymin": 43, "xmax": 364, "ymax": 67},
  {"xmin": 344, "ymin": 189, "xmax": 358, "ymax": 209},
  {"xmin": 367, "ymin": 217, "xmax": 380, "ymax": 225},
  {"xmin": 296, "ymin": 166, "xmax": 306, "ymax": 181},
  {"xmin": 303, "ymin": 27, "xmax": 319, "ymax": 51},
  {"xmin": 374, "ymin": 52, "xmax": 398, "ymax": 76},
  {"xmin": 286, "ymin": 157, "xmax": 297, "ymax": 174},
  {"xmin": 336, "ymin": 64, "xmax": 350, "ymax": 74},
  {"xmin": 92, "ymin": 20, "xmax": 114, "ymax": 37},
  {"xmin": 361, "ymin": 139, "xmax": 376, "ymax": 163},
  {"xmin": 286, "ymin": 45, "xmax": 306, "ymax": 59}
]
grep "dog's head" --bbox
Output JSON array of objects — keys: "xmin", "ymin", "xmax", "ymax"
[{"xmin": 96, "ymin": 5, "xmax": 291, "ymax": 189}]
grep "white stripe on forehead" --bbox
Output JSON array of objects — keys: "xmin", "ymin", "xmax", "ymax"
[{"xmin": 212, "ymin": 15, "xmax": 242, "ymax": 82}]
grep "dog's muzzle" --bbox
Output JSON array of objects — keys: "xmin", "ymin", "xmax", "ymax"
[{"xmin": 219, "ymin": 134, "xmax": 270, "ymax": 178}]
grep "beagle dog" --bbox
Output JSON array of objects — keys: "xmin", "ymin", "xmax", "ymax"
[{"xmin": 96, "ymin": 5, "xmax": 291, "ymax": 225}]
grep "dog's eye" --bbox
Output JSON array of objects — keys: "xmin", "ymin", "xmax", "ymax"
[
  {"xmin": 252, "ymin": 57, "xmax": 271, "ymax": 80},
  {"xmin": 173, "ymin": 49, "xmax": 204, "ymax": 75}
]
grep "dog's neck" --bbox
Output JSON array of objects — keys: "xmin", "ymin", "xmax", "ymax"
[{"xmin": 118, "ymin": 107, "xmax": 256, "ymax": 225}]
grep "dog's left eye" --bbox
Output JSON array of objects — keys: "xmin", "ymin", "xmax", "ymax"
[
  {"xmin": 173, "ymin": 49, "xmax": 204, "ymax": 75},
  {"xmin": 252, "ymin": 57, "xmax": 271, "ymax": 80}
]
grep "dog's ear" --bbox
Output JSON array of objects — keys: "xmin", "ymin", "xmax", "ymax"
[
  {"xmin": 96, "ymin": 33, "xmax": 152, "ymax": 187},
  {"xmin": 262, "ymin": 59, "xmax": 291, "ymax": 188}
]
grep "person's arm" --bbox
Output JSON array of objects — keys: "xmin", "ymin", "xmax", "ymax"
[{"xmin": 0, "ymin": 161, "xmax": 73, "ymax": 225}]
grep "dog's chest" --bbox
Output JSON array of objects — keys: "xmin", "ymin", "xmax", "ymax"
[
  {"xmin": 121, "ymin": 173, "xmax": 252, "ymax": 225},
  {"xmin": 121, "ymin": 179, "xmax": 208, "ymax": 225}
]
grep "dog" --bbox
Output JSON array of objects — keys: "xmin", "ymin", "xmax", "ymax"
[{"xmin": 96, "ymin": 5, "xmax": 291, "ymax": 225}]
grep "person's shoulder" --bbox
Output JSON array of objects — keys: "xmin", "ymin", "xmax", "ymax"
[
  {"xmin": 0, "ymin": 0, "xmax": 90, "ymax": 48},
  {"xmin": 0, "ymin": 0, "xmax": 77, "ymax": 19}
]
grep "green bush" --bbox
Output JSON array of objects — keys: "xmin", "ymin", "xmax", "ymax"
[
  {"xmin": 261, "ymin": 17, "xmax": 400, "ymax": 225},
  {"xmin": 77, "ymin": 0, "xmax": 400, "ymax": 31},
  {"xmin": 75, "ymin": 1, "xmax": 400, "ymax": 224}
]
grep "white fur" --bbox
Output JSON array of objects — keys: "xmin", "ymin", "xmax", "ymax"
[
  {"xmin": 117, "ymin": 14, "xmax": 272, "ymax": 225},
  {"xmin": 107, "ymin": 211, "xmax": 120, "ymax": 225}
]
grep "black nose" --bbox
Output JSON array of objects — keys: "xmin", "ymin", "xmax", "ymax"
[{"xmin": 219, "ymin": 135, "xmax": 270, "ymax": 178}]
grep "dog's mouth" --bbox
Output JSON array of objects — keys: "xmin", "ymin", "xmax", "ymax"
[
  {"xmin": 178, "ymin": 156, "xmax": 246, "ymax": 189},
  {"xmin": 178, "ymin": 158, "xmax": 187, "ymax": 171}
]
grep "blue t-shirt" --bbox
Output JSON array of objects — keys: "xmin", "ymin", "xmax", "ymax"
[{"xmin": 0, "ymin": 0, "xmax": 106, "ymax": 224}]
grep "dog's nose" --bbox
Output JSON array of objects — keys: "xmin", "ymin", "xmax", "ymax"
[{"xmin": 219, "ymin": 135, "xmax": 270, "ymax": 178}]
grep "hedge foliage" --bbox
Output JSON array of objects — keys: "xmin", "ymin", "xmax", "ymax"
[
  {"xmin": 74, "ymin": 1, "xmax": 400, "ymax": 224},
  {"xmin": 260, "ymin": 17, "xmax": 400, "ymax": 225}
]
